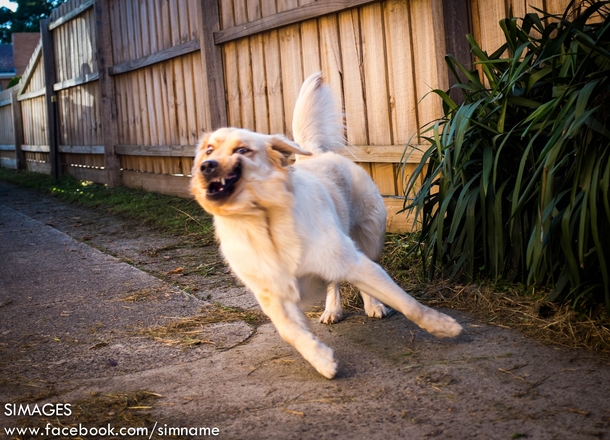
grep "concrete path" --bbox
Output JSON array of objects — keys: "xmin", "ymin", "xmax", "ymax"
[{"xmin": 1, "ymin": 183, "xmax": 609, "ymax": 440}]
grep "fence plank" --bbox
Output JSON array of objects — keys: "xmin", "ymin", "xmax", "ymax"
[
  {"xmin": 108, "ymin": 39, "xmax": 199, "ymax": 76},
  {"xmin": 384, "ymin": 197, "xmax": 415, "ymax": 232},
  {"xmin": 58, "ymin": 145, "xmax": 104, "ymax": 154},
  {"xmin": 338, "ymin": 9, "xmax": 367, "ymax": 146},
  {"xmin": 134, "ymin": 0, "xmax": 151, "ymax": 150},
  {"xmin": 115, "ymin": 144, "xmax": 195, "ymax": 157},
  {"xmin": 221, "ymin": 1, "xmax": 241, "ymax": 128},
  {"xmin": 471, "ymin": 0, "xmax": 506, "ymax": 54},
  {"xmin": 360, "ymin": 4, "xmax": 395, "ymax": 196},
  {"xmin": 21, "ymin": 145, "xmax": 51, "ymax": 152},
  {"xmin": 172, "ymin": 1, "xmax": 188, "ymax": 152},
  {"xmin": 18, "ymin": 43, "xmax": 43, "ymax": 97},
  {"xmin": 411, "ymin": 0, "xmax": 444, "ymax": 137},
  {"xmin": 17, "ymin": 88, "xmax": 46, "ymax": 101},
  {"xmin": 147, "ymin": 1, "xmax": 165, "ymax": 146},
  {"xmin": 66, "ymin": 166, "xmax": 108, "ymax": 183},
  {"xmin": 233, "ymin": 0, "xmax": 255, "ymax": 131},
  {"xmin": 300, "ymin": 18, "xmax": 321, "ymax": 76},
  {"xmin": 49, "ymin": 0, "xmax": 92, "ymax": 27},
  {"xmin": 214, "ymin": 0, "xmax": 380, "ymax": 44},
  {"xmin": 53, "ymin": 72, "xmax": 99, "ymax": 92},
  {"xmin": 248, "ymin": 3, "xmax": 270, "ymax": 134},
  {"xmin": 122, "ymin": 169, "xmax": 191, "ymax": 198},
  {"xmin": 156, "ymin": 1, "xmax": 175, "ymax": 144},
  {"xmin": 261, "ymin": 0, "xmax": 285, "ymax": 134},
  {"xmin": 278, "ymin": 0, "xmax": 302, "ymax": 139},
  {"xmin": 384, "ymin": 0, "xmax": 418, "ymax": 145},
  {"xmin": 143, "ymin": 0, "xmax": 160, "ymax": 153}
]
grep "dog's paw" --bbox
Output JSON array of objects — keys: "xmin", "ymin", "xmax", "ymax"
[
  {"xmin": 310, "ymin": 343, "xmax": 338, "ymax": 379},
  {"xmin": 319, "ymin": 308, "xmax": 343, "ymax": 325},
  {"xmin": 364, "ymin": 302, "xmax": 390, "ymax": 319},
  {"xmin": 422, "ymin": 309, "xmax": 463, "ymax": 338}
]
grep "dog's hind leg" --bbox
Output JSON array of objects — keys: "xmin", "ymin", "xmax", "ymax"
[
  {"xmin": 351, "ymin": 224, "xmax": 390, "ymax": 319},
  {"xmin": 254, "ymin": 286, "xmax": 338, "ymax": 379},
  {"xmin": 361, "ymin": 293, "xmax": 390, "ymax": 319},
  {"xmin": 344, "ymin": 254, "xmax": 463, "ymax": 338},
  {"xmin": 319, "ymin": 283, "xmax": 343, "ymax": 324}
]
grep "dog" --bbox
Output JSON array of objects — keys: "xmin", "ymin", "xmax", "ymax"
[{"xmin": 191, "ymin": 72, "xmax": 462, "ymax": 379}]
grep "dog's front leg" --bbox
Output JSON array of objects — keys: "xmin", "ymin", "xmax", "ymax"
[{"xmin": 253, "ymin": 285, "xmax": 338, "ymax": 379}]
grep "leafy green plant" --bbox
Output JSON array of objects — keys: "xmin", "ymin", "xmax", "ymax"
[{"xmin": 404, "ymin": 0, "xmax": 610, "ymax": 311}]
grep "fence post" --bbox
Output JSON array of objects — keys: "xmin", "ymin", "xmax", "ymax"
[
  {"xmin": 40, "ymin": 18, "xmax": 60, "ymax": 179},
  {"xmin": 197, "ymin": 0, "xmax": 228, "ymax": 130},
  {"xmin": 94, "ymin": 0, "xmax": 121, "ymax": 188},
  {"xmin": 10, "ymin": 87, "xmax": 25, "ymax": 170}
]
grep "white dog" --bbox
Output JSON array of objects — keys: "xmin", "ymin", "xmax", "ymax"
[{"xmin": 191, "ymin": 72, "xmax": 462, "ymax": 379}]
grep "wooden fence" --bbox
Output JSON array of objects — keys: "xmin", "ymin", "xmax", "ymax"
[{"xmin": 0, "ymin": 0, "xmax": 575, "ymax": 232}]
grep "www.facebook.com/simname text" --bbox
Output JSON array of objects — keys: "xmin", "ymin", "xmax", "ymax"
[{"xmin": 3, "ymin": 403, "xmax": 220, "ymax": 437}]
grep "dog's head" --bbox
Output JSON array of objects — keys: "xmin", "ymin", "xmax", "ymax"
[{"xmin": 191, "ymin": 128, "xmax": 311, "ymax": 215}]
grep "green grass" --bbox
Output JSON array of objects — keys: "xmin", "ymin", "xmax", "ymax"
[{"xmin": 0, "ymin": 168, "xmax": 215, "ymax": 243}]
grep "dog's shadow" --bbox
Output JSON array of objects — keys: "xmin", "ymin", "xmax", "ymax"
[{"xmin": 303, "ymin": 310, "xmax": 473, "ymax": 379}]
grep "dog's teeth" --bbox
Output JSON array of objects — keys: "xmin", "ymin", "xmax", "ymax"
[{"xmin": 221, "ymin": 178, "xmax": 226, "ymax": 186}]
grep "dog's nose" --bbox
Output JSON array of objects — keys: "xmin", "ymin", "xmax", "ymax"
[{"xmin": 200, "ymin": 160, "xmax": 219, "ymax": 178}]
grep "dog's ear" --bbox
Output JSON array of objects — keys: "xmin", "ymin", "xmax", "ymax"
[{"xmin": 267, "ymin": 135, "xmax": 312, "ymax": 158}]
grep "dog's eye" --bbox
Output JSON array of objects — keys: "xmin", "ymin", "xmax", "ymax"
[
  {"xmin": 205, "ymin": 145, "xmax": 214, "ymax": 155},
  {"xmin": 234, "ymin": 147, "xmax": 250, "ymax": 155}
]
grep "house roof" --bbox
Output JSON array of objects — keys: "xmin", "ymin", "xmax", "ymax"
[{"xmin": 0, "ymin": 44, "xmax": 15, "ymax": 74}]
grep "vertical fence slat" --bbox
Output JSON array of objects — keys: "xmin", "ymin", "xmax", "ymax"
[
  {"xmin": 360, "ymin": 4, "xmax": 395, "ymax": 196},
  {"xmin": 247, "ymin": 3, "xmax": 269, "ymax": 134},
  {"xmin": 338, "ymin": 9, "xmax": 366, "ymax": 146},
  {"xmin": 235, "ymin": 0, "xmax": 255, "ymax": 131},
  {"xmin": 383, "ymin": 0, "xmax": 418, "ymax": 145},
  {"xmin": 261, "ymin": 0, "xmax": 284, "ymax": 135}
]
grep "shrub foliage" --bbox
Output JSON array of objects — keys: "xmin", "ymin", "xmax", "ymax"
[{"xmin": 404, "ymin": 1, "xmax": 610, "ymax": 311}]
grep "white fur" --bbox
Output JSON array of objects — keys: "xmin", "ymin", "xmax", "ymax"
[{"xmin": 191, "ymin": 72, "xmax": 463, "ymax": 379}]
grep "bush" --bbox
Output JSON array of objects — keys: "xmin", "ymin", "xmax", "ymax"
[
  {"xmin": 404, "ymin": 0, "xmax": 610, "ymax": 311},
  {"xmin": 7, "ymin": 75, "xmax": 21, "ymax": 89}
]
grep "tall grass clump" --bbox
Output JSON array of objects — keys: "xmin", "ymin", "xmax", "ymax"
[{"xmin": 404, "ymin": 1, "xmax": 610, "ymax": 312}]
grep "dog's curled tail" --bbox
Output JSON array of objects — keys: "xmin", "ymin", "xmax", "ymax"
[{"xmin": 292, "ymin": 72, "xmax": 345, "ymax": 156}]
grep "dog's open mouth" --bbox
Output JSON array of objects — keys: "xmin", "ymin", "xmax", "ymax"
[{"xmin": 205, "ymin": 160, "xmax": 242, "ymax": 201}]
